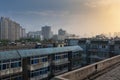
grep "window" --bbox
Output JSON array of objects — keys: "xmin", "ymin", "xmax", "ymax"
[
  {"xmin": 42, "ymin": 58, "xmax": 48, "ymax": 62},
  {"xmin": 31, "ymin": 56, "xmax": 48, "ymax": 64},
  {"xmin": 92, "ymin": 44, "xmax": 98, "ymax": 49},
  {"xmin": 31, "ymin": 59, "xmax": 39, "ymax": 64},
  {"xmin": 11, "ymin": 62, "xmax": 21, "ymax": 68},
  {"xmin": 0, "ymin": 64, "xmax": 1, "ymax": 70},
  {"xmin": 39, "ymin": 71, "xmax": 42, "ymax": 75},
  {"xmin": 72, "ymin": 52, "xmax": 81, "ymax": 58},
  {"xmin": 30, "ymin": 67, "xmax": 49, "ymax": 78},
  {"xmin": 3, "ymin": 60, "xmax": 10, "ymax": 63},
  {"xmin": 55, "ymin": 55, "xmax": 61, "ymax": 60},
  {"xmin": 31, "ymin": 72, "xmax": 38, "ymax": 77},
  {"xmin": 0, "ymin": 60, "xmax": 10, "ymax": 70},
  {"xmin": 11, "ymin": 76, "xmax": 22, "ymax": 80},
  {"xmin": 64, "ymin": 54, "xmax": 68, "ymax": 58},
  {"xmin": 2, "ymin": 63, "xmax": 9, "ymax": 70},
  {"xmin": 102, "ymin": 45, "xmax": 106, "ymax": 48}
]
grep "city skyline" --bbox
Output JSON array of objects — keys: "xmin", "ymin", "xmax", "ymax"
[
  {"xmin": 0, "ymin": 0, "xmax": 120, "ymax": 36},
  {"xmin": 0, "ymin": 17, "xmax": 26, "ymax": 41}
]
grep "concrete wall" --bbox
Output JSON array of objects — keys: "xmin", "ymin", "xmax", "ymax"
[
  {"xmin": 53, "ymin": 55, "xmax": 120, "ymax": 80},
  {"xmin": 0, "ymin": 67, "xmax": 22, "ymax": 77}
]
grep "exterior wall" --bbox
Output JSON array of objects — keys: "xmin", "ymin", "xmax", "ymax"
[
  {"xmin": 27, "ymin": 56, "xmax": 50, "ymax": 80},
  {"xmin": 8, "ymin": 20, "xmax": 15, "ymax": 41},
  {"xmin": 0, "ymin": 46, "xmax": 83, "ymax": 80},
  {"xmin": 22, "ymin": 28, "xmax": 26, "ymax": 38},
  {"xmin": 52, "ymin": 53, "xmax": 69, "ymax": 76},
  {"xmin": 88, "ymin": 41, "xmax": 110, "ymax": 64},
  {"xmin": 78, "ymin": 40, "xmax": 88, "ymax": 66},
  {"xmin": 65, "ymin": 39, "xmax": 79, "ymax": 46},
  {"xmin": 54, "ymin": 55, "xmax": 120, "ymax": 80},
  {"xmin": 114, "ymin": 41, "xmax": 120, "ymax": 55},
  {"xmin": 42, "ymin": 26, "xmax": 52, "ymax": 40},
  {"xmin": 0, "ymin": 17, "xmax": 25, "ymax": 41},
  {"xmin": 66, "ymin": 39, "xmax": 120, "ymax": 66},
  {"xmin": 0, "ymin": 58, "xmax": 22, "ymax": 79},
  {"xmin": 67, "ymin": 39, "xmax": 112, "ymax": 65},
  {"xmin": 0, "ymin": 17, "xmax": 9, "ymax": 40},
  {"xmin": 1, "ymin": 73, "xmax": 23, "ymax": 80},
  {"xmin": 70, "ymin": 51, "xmax": 82, "ymax": 70},
  {"xmin": 27, "ymin": 31, "xmax": 43, "ymax": 40}
]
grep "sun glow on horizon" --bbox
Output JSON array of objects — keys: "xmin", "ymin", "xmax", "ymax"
[{"xmin": 87, "ymin": 0, "xmax": 120, "ymax": 32}]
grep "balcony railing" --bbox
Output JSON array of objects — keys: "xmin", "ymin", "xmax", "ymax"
[
  {"xmin": 0, "ymin": 67, "xmax": 22, "ymax": 76},
  {"xmin": 28, "ymin": 62, "xmax": 49, "ymax": 71}
]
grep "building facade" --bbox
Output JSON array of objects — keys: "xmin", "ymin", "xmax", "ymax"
[
  {"xmin": 0, "ymin": 46, "xmax": 83, "ymax": 80},
  {"xmin": 27, "ymin": 31, "xmax": 43, "ymax": 40},
  {"xmin": 42, "ymin": 26, "xmax": 53, "ymax": 40},
  {"xmin": 65, "ymin": 39, "xmax": 120, "ymax": 66},
  {"xmin": 0, "ymin": 17, "xmax": 26, "ymax": 41},
  {"xmin": 58, "ymin": 29, "xmax": 67, "ymax": 41}
]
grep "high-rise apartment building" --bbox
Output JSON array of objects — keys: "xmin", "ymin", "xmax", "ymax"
[
  {"xmin": 58, "ymin": 29, "xmax": 67, "ymax": 40},
  {"xmin": 21, "ymin": 28, "xmax": 26, "ymax": 38},
  {"xmin": 0, "ymin": 17, "xmax": 26, "ymax": 41},
  {"xmin": 0, "ymin": 17, "xmax": 9, "ymax": 40},
  {"xmin": 58, "ymin": 29, "xmax": 66, "ymax": 36},
  {"xmin": 42, "ymin": 26, "xmax": 53, "ymax": 40}
]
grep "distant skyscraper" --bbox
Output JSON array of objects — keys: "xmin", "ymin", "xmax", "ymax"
[
  {"xmin": 58, "ymin": 29, "xmax": 66, "ymax": 36},
  {"xmin": 58, "ymin": 29, "xmax": 67, "ymax": 40},
  {"xmin": 22, "ymin": 28, "xmax": 26, "ymax": 38},
  {"xmin": 42, "ymin": 26, "xmax": 53, "ymax": 40},
  {"xmin": 0, "ymin": 17, "xmax": 26, "ymax": 41},
  {"xmin": 0, "ymin": 17, "xmax": 9, "ymax": 40}
]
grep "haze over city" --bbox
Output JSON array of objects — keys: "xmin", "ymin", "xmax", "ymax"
[
  {"xmin": 0, "ymin": 0, "xmax": 120, "ymax": 36},
  {"xmin": 1, "ymin": 1, "xmax": 120, "ymax": 80}
]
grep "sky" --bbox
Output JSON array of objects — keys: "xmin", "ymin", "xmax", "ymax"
[{"xmin": 0, "ymin": 0, "xmax": 120, "ymax": 37}]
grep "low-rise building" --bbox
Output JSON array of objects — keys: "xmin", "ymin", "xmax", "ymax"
[
  {"xmin": 0, "ymin": 46, "xmax": 83, "ymax": 80},
  {"xmin": 65, "ymin": 39, "xmax": 119, "ymax": 65},
  {"xmin": 88, "ymin": 40, "xmax": 110, "ymax": 64},
  {"xmin": 0, "ymin": 51, "xmax": 23, "ymax": 80}
]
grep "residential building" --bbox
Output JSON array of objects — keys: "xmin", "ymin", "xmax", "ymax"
[
  {"xmin": 0, "ymin": 17, "xmax": 26, "ymax": 41},
  {"xmin": 65, "ymin": 39, "xmax": 117, "ymax": 65},
  {"xmin": 21, "ymin": 28, "xmax": 26, "ymax": 38},
  {"xmin": 0, "ymin": 17, "xmax": 9, "ymax": 40},
  {"xmin": 0, "ymin": 51, "xmax": 23, "ymax": 80},
  {"xmin": 27, "ymin": 31, "xmax": 43, "ymax": 40},
  {"xmin": 0, "ymin": 46, "xmax": 83, "ymax": 80},
  {"xmin": 65, "ymin": 39, "xmax": 79, "ymax": 46},
  {"xmin": 42, "ymin": 26, "xmax": 53, "ymax": 40},
  {"xmin": 58, "ymin": 29, "xmax": 67, "ymax": 41},
  {"xmin": 58, "ymin": 29, "xmax": 66, "ymax": 36},
  {"xmin": 88, "ymin": 40, "xmax": 110, "ymax": 64}
]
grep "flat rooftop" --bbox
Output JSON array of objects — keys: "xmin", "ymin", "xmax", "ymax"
[
  {"xmin": 53, "ymin": 55, "xmax": 120, "ymax": 80},
  {"xmin": 95, "ymin": 64, "xmax": 120, "ymax": 80}
]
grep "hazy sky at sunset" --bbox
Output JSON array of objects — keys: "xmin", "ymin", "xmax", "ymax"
[{"xmin": 0, "ymin": 0, "xmax": 120, "ymax": 37}]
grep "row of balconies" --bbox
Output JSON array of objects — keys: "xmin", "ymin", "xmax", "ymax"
[
  {"xmin": 0, "ymin": 67, "xmax": 22, "ymax": 77},
  {"xmin": 30, "ymin": 72, "xmax": 50, "ymax": 80},
  {"xmin": 53, "ymin": 58, "xmax": 69, "ymax": 65},
  {"xmin": 28, "ymin": 62, "xmax": 49, "ymax": 71},
  {"xmin": 0, "ymin": 51, "xmax": 82, "ymax": 80},
  {"xmin": 27, "ymin": 58, "xmax": 69, "ymax": 79},
  {"xmin": 28, "ymin": 58, "xmax": 69, "ymax": 71}
]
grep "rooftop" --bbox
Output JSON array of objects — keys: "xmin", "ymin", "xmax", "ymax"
[
  {"xmin": 94, "ymin": 64, "xmax": 120, "ymax": 80},
  {"xmin": 0, "ymin": 46, "xmax": 83, "ymax": 60},
  {"xmin": 53, "ymin": 55, "xmax": 120, "ymax": 80}
]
